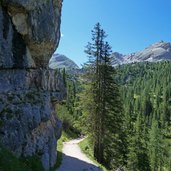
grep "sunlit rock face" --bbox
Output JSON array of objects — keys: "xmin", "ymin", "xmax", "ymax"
[
  {"xmin": 1, "ymin": 0, "xmax": 62, "ymax": 67},
  {"xmin": 0, "ymin": 1, "xmax": 64, "ymax": 170}
]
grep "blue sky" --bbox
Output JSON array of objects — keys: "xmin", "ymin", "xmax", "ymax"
[{"xmin": 56, "ymin": 0, "xmax": 171, "ymax": 67}]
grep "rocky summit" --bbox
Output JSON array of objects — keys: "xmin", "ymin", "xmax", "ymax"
[
  {"xmin": 111, "ymin": 41, "xmax": 171, "ymax": 65},
  {"xmin": 49, "ymin": 53, "xmax": 79, "ymax": 70},
  {"xmin": 0, "ymin": 1, "xmax": 64, "ymax": 171}
]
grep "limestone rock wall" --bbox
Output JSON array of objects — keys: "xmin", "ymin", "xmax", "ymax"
[
  {"xmin": 0, "ymin": 0, "xmax": 63, "ymax": 170},
  {"xmin": 1, "ymin": 0, "xmax": 62, "ymax": 67}
]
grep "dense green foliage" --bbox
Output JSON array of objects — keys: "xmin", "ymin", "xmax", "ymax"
[
  {"xmin": 116, "ymin": 61, "xmax": 171, "ymax": 171},
  {"xmin": 57, "ymin": 57, "xmax": 171, "ymax": 171},
  {"xmin": 56, "ymin": 59, "xmax": 171, "ymax": 171},
  {"xmin": 56, "ymin": 68, "xmax": 82, "ymax": 136}
]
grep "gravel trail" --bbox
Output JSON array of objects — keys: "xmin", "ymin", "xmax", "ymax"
[{"xmin": 57, "ymin": 138, "xmax": 103, "ymax": 171}]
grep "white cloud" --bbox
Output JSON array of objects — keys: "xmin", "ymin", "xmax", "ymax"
[{"xmin": 61, "ymin": 33, "xmax": 64, "ymax": 38}]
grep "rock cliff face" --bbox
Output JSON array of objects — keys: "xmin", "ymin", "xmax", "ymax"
[{"xmin": 0, "ymin": 0, "xmax": 64, "ymax": 170}]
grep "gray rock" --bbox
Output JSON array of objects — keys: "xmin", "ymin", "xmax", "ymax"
[
  {"xmin": 111, "ymin": 52, "xmax": 124, "ymax": 66},
  {"xmin": 0, "ymin": 69, "xmax": 66, "ymax": 93},
  {"xmin": 0, "ymin": 5, "xmax": 35, "ymax": 68},
  {"xmin": 41, "ymin": 151, "xmax": 50, "ymax": 171},
  {"xmin": 0, "ymin": 89, "xmax": 65, "ymax": 170},
  {"xmin": 32, "ymin": 106, "xmax": 41, "ymax": 127},
  {"xmin": 1, "ymin": 0, "xmax": 62, "ymax": 67},
  {"xmin": 0, "ymin": 0, "xmax": 64, "ymax": 170}
]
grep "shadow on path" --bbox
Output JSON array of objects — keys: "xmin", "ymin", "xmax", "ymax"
[{"xmin": 57, "ymin": 152, "xmax": 102, "ymax": 171}]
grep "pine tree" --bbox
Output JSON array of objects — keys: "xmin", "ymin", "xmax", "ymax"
[
  {"xmin": 81, "ymin": 23, "xmax": 127, "ymax": 169},
  {"xmin": 62, "ymin": 68, "xmax": 67, "ymax": 87},
  {"xmin": 127, "ymin": 112, "xmax": 150, "ymax": 171},
  {"xmin": 148, "ymin": 119, "xmax": 165, "ymax": 171}
]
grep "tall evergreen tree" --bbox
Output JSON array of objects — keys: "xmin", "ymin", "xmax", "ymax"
[
  {"xmin": 81, "ymin": 23, "xmax": 127, "ymax": 169},
  {"xmin": 127, "ymin": 112, "xmax": 150, "ymax": 171},
  {"xmin": 148, "ymin": 119, "xmax": 165, "ymax": 171}
]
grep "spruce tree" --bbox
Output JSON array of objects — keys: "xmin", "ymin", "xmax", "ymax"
[
  {"xmin": 81, "ymin": 23, "xmax": 127, "ymax": 169},
  {"xmin": 148, "ymin": 119, "xmax": 165, "ymax": 171},
  {"xmin": 127, "ymin": 112, "xmax": 150, "ymax": 171}
]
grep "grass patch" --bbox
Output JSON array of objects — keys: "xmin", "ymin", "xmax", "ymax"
[
  {"xmin": 0, "ymin": 146, "xmax": 43, "ymax": 171},
  {"xmin": 0, "ymin": 147, "xmax": 30, "ymax": 171},
  {"xmin": 79, "ymin": 137, "xmax": 108, "ymax": 171},
  {"xmin": 21, "ymin": 156, "xmax": 44, "ymax": 171}
]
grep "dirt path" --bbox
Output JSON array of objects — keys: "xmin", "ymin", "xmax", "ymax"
[{"xmin": 57, "ymin": 138, "xmax": 103, "ymax": 171}]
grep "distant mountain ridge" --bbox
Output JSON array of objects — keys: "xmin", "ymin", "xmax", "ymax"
[
  {"xmin": 49, "ymin": 41, "xmax": 171, "ymax": 70},
  {"xmin": 111, "ymin": 41, "xmax": 171, "ymax": 65},
  {"xmin": 49, "ymin": 54, "xmax": 79, "ymax": 70}
]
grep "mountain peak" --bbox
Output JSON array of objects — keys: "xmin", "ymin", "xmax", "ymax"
[
  {"xmin": 49, "ymin": 53, "xmax": 79, "ymax": 70},
  {"xmin": 112, "ymin": 41, "xmax": 171, "ymax": 65},
  {"xmin": 147, "ymin": 41, "xmax": 171, "ymax": 50}
]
